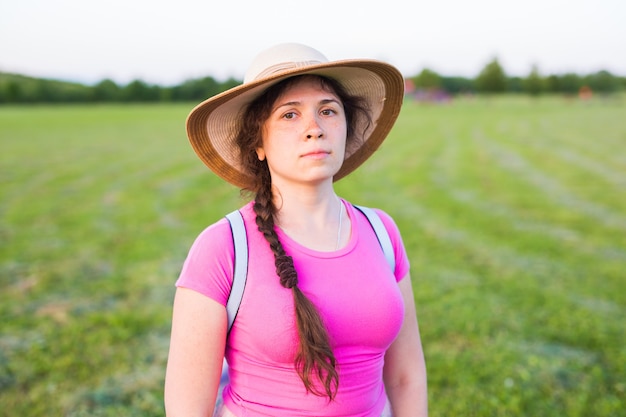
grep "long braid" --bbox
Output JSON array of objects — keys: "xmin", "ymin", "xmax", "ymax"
[{"xmin": 252, "ymin": 166, "xmax": 338, "ymax": 399}]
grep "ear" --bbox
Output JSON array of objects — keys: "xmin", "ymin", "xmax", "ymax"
[{"xmin": 256, "ymin": 147, "xmax": 266, "ymax": 161}]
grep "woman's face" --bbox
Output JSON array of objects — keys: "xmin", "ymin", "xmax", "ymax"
[{"xmin": 257, "ymin": 77, "xmax": 348, "ymax": 188}]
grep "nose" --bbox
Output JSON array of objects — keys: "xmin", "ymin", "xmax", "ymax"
[{"xmin": 305, "ymin": 115, "xmax": 324, "ymax": 140}]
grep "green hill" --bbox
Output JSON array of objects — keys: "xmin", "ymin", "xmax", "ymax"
[{"xmin": 0, "ymin": 72, "xmax": 92, "ymax": 103}]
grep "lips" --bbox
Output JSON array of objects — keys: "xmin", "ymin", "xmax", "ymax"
[{"xmin": 301, "ymin": 149, "xmax": 331, "ymax": 158}]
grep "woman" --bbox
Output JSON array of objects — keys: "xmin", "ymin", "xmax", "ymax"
[{"xmin": 164, "ymin": 43, "xmax": 428, "ymax": 417}]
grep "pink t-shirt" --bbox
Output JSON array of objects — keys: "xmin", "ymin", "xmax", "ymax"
[{"xmin": 176, "ymin": 200, "xmax": 410, "ymax": 416}]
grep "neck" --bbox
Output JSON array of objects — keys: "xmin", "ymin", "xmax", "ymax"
[
  {"xmin": 271, "ymin": 181, "xmax": 349, "ymax": 251},
  {"xmin": 273, "ymin": 181, "xmax": 337, "ymax": 227}
]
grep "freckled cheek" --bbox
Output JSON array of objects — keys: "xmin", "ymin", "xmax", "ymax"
[
  {"xmin": 329, "ymin": 118, "xmax": 345, "ymax": 130},
  {"xmin": 335, "ymin": 123, "xmax": 348, "ymax": 149},
  {"xmin": 326, "ymin": 120, "xmax": 347, "ymax": 140},
  {"xmin": 261, "ymin": 130, "xmax": 293, "ymax": 155}
]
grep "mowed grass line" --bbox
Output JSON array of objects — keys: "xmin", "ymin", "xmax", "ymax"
[{"xmin": 1, "ymin": 97, "xmax": 625, "ymax": 416}]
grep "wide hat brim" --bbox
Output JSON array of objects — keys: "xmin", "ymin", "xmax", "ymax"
[{"xmin": 186, "ymin": 58, "xmax": 404, "ymax": 189}]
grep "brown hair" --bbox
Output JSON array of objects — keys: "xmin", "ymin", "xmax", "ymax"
[{"xmin": 235, "ymin": 75, "xmax": 371, "ymax": 399}]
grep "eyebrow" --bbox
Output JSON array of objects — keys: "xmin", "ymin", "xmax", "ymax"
[{"xmin": 273, "ymin": 98, "xmax": 342, "ymax": 112}]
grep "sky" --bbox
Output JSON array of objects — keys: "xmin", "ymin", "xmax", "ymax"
[{"xmin": 1, "ymin": 0, "xmax": 625, "ymax": 86}]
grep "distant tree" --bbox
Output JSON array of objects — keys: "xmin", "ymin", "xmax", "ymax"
[
  {"xmin": 170, "ymin": 76, "xmax": 221, "ymax": 101},
  {"xmin": 475, "ymin": 58, "xmax": 507, "ymax": 93},
  {"xmin": 4, "ymin": 80, "xmax": 23, "ymax": 103},
  {"xmin": 121, "ymin": 79, "xmax": 160, "ymax": 102},
  {"xmin": 145, "ymin": 84, "xmax": 162, "ymax": 101},
  {"xmin": 584, "ymin": 70, "xmax": 620, "ymax": 94},
  {"xmin": 412, "ymin": 68, "xmax": 441, "ymax": 90},
  {"xmin": 545, "ymin": 74, "xmax": 561, "ymax": 93},
  {"xmin": 91, "ymin": 79, "xmax": 121, "ymax": 102},
  {"xmin": 507, "ymin": 76, "xmax": 524, "ymax": 93},
  {"xmin": 221, "ymin": 77, "xmax": 239, "ymax": 92},
  {"xmin": 440, "ymin": 76, "xmax": 475, "ymax": 94},
  {"xmin": 34, "ymin": 79, "xmax": 56, "ymax": 102},
  {"xmin": 543, "ymin": 73, "xmax": 581, "ymax": 95},
  {"xmin": 559, "ymin": 73, "xmax": 583, "ymax": 95},
  {"xmin": 159, "ymin": 87, "xmax": 173, "ymax": 101},
  {"xmin": 168, "ymin": 76, "xmax": 240, "ymax": 101},
  {"xmin": 523, "ymin": 65, "xmax": 545, "ymax": 96},
  {"xmin": 61, "ymin": 82, "xmax": 91, "ymax": 102}
]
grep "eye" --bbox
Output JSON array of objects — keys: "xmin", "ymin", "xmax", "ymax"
[
  {"xmin": 320, "ymin": 108, "xmax": 337, "ymax": 116},
  {"xmin": 282, "ymin": 111, "xmax": 296, "ymax": 120}
]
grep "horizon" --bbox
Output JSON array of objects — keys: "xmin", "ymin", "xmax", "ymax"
[{"xmin": 1, "ymin": 64, "xmax": 623, "ymax": 89}]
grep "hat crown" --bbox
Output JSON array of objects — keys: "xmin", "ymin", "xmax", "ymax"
[{"xmin": 243, "ymin": 43, "xmax": 329, "ymax": 83}]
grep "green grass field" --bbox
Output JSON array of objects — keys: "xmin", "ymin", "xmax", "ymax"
[{"xmin": 1, "ymin": 96, "xmax": 625, "ymax": 416}]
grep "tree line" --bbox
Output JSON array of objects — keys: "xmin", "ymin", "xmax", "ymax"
[
  {"xmin": 1, "ymin": 58, "xmax": 624, "ymax": 104},
  {"xmin": 0, "ymin": 73, "xmax": 240, "ymax": 104},
  {"xmin": 409, "ymin": 58, "xmax": 624, "ymax": 96}
]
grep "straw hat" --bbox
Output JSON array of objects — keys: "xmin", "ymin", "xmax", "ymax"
[{"xmin": 186, "ymin": 43, "xmax": 405, "ymax": 188}]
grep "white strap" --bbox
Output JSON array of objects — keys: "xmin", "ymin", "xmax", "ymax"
[
  {"xmin": 225, "ymin": 210, "xmax": 248, "ymax": 333},
  {"xmin": 354, "ymin": 205, "xmax": 396, "ymax": 272}
]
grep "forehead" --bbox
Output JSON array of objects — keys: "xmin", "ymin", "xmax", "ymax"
[{"xmin": 275, "ymin": 76, "xmax": 341, "ymax": 101}]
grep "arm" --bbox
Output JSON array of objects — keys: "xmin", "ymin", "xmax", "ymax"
[
  {"xmin": 383, "ymin": 273, "xmax": 428, "ymax": 417},
  {"xmin": 164, "ymin": 287, "xmax": 228, "ymax": 417}
]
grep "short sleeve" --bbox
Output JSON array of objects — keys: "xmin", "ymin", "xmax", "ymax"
[
  {"xmin": 175, "ymin": 218, "xmax": 235, "ymax": 305},
  {"xmin": 374, "ymin": 209, "xmax": 411, "ymax": 281}
]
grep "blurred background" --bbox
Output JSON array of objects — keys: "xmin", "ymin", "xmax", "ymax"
[{"xmin": 1, "ymin": 1, "xmax": 625, "ymax": 416}]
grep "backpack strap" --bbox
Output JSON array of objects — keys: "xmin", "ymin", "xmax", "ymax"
[
  {"xmin": 224, "ymin": 210, "xmax": 248, "ymax": 334},
  {"xmin": 353, "ymin": 205, "xmax": 396, "ymax": 272},
  {"xmin": 224, "ymin": 205, "xmax": 395, "ymax": 334}
]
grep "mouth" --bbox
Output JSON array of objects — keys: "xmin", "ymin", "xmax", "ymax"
[{"xmin": 301, "ymin": 150, "xmax": 331, "ymax": 158}]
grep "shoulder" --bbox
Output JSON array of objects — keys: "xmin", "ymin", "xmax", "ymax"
[
  {"xmin": 348, "ymin": 202, "xmax": 411, "ymax": 280},
  {"xmin": 176, "ymin": 202, "xmax": 255, "ymax": 303},
  {"xmin": 192, "ymin": 201, "xmax": 255, "ymax": 248},
  {"xmin": 187, "ymin": 200, "xmax": 257, "ymax": 266},
  {"xmin": 350, "ymin": 203, "xmax": 401, "ymax": 235},
  {"xmin": 189, "ymin": 217, "xmax": 233, "ymax": 255}
]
